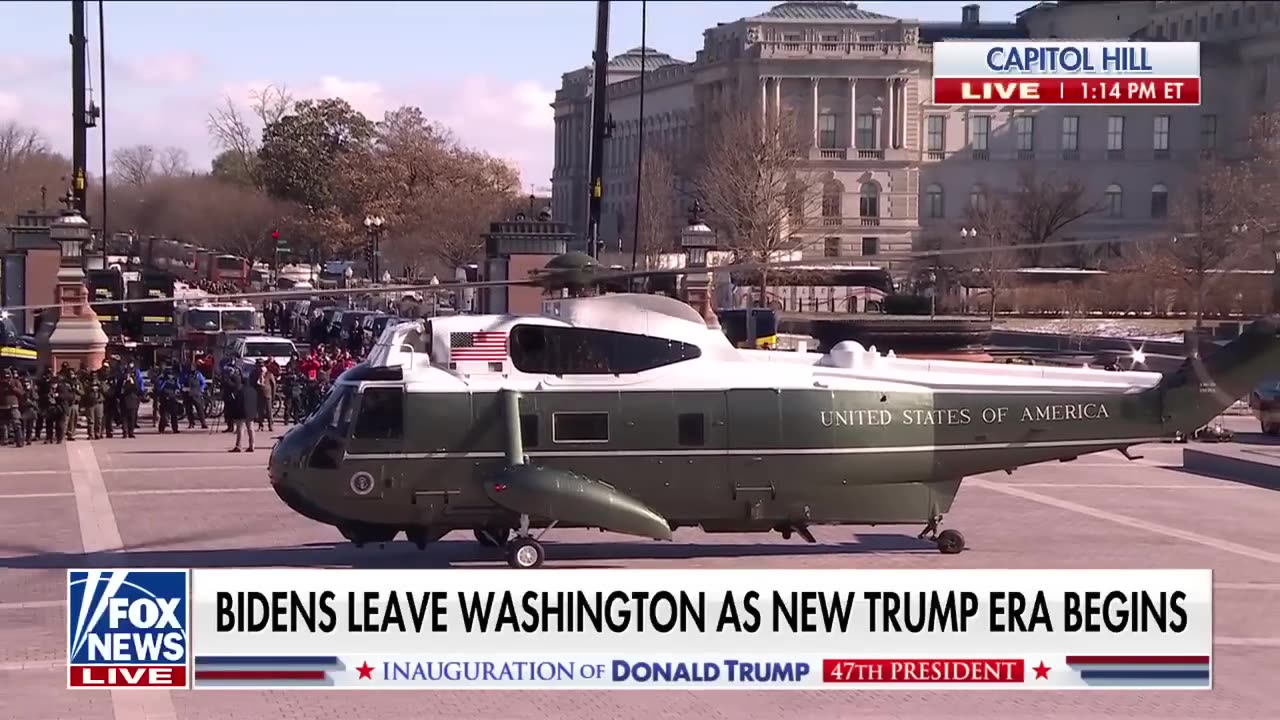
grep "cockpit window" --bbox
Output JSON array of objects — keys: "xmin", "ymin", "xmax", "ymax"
[
  {"xmin": 310, "ymin": 385, "xmax": 354, "ymax": 429},
  {"xmin": 508, "ymin": 325, "xmax": 701, "ymax": 375},
  {"xmin": 353, "ymin": 387, "xmax": 404, "ymax": 440}
]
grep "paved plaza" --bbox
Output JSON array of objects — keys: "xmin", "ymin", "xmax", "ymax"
[{"xmin": 1, "ymin": 417, "xmax": 1277, "ymax": 719}]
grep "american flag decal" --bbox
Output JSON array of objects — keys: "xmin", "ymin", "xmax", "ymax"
[{"xmin": 450, "ymin": 331, "xmax": 508, "ymax": 361}]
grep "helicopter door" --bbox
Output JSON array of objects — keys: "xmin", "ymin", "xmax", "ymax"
[
  {"xmin": 343, "ymin": 386, "xmax": 406, "ymax": 497},
  {"xmin": 725, "ymin": 389, "xmax": 782, "ymax": 518},
  {"xmin": 672, "ymin": 391, "xmax": 729, "ymax": 516}
]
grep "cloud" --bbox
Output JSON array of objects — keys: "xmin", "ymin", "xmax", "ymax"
[
  {"xmin": 113, "ymin": 51, "xmax": 206, "ymax": 86},
  {"xmin": 0, "ymin": 92, "xmax": 20, "ymax": 117}
]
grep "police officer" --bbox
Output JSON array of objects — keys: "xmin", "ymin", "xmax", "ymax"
[
  {"xmin": 54, "ymin": 368, "xmax": 78, "ymax": 443},
  {"xmin": 116, "ymin": 365, "xmax": 141, "ymax": 439},
  {"xmin": 82, "ymin": 370, "xmax": 106, "ymax": 440},
  {"xmin": 102, "ymin": 365, "xmax": 120, "ymax": 438},
  {"xmin": 155, "ymin": 368, "xmax": 182, "ymax": 434},
  {"xmin": 0, "ymin": 368, "xmax": 25, "ymax": 447},
  {"xmin": 19, "ymin": 373, "xmax": 37, "ymax": 444},
  {"xmin": 36, "ymin": 367, "xmax": 57, "ymax": 443}
]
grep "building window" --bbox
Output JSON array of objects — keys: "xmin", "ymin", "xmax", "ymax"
[
  {"xmin": 677, "ymin": 413, "xmax": 705, "ymax": 447},
  {"xmin": 1200, "ymin": 16, "xmax": 1207, "ymax": 33},
  {"xmin": 1185, "ymin": 18, "xmax": 1193, "ymax": 35},
  {"xmin": 926, "ymin": 116, "xmax": 945, "ymax": 151},
  {"xmin": 818, "ymin": 113, "xmax": 838, "ymax": 149},
  {"xmin": 1247, "ymin": 6, "xmax": 1256, "ymax": 24},
  {"xmin": 859, "ymin": 183, "xmax": 879, "ymax": 217},
  {"xmin": 1105, "ymin": 184, "xmax": 1124, "ymax": 218},
  {"xmin": 552, "ymin": 412, "xmax": 609, "ymax": 443},
  {"xmin": 1013, "ymin": 115, "xmax": 1034, "ymax": 153},
  {"xmin": 1061, "ymin": 115, "xmax": 1079, "ymax": 151},
  {"xmin": 824, "ymin": 237, "xmax": 841, "ymax": 257},
  {"xmin": 1155, "ymin": 24, "xmax": 1164, "ymax": 39},
  {"xmin": 970, "ymin": 115, "xmax": 990, "ymax": 151},
  {"xmin": 1150, "ymin": 183, "xmax": 1169, "ymax": 218},
  {"xmin": 1215, "ymin": 12, "xmax": 1223, "ymax": 29},
  {"xmin": 861, "ymin": 237, "xmax": 879, "ymax": 256},
  {"xmin": 925, "ymin": 183, "xmax": 945, "ymax": 218},
  {"xmin": 1170, "ymin": 22, "xmax": 1178, "ymax": 40},
  {"xmin": 1107, "ymin": 116, "xmax": 1125, "ymax": 151},
  {"xmin": 1153, "ymin": 115, "xmax": 1170, "ymax": 155},
  {"xmin": 1232, "ymin": 8, "xmax": 1240, "ymax": 26},
  {"xmin": 969, "ymin": 185, "xmax": 987, "ymax": 212},
  {"xmin": 822, "ymin": 181, "xmax": 843, "ymax": 222},
  {"xmin": 1201, "ymin": 114, "xmax": 1217, "ymax": 149},
  {"xmin": 856, "ymin": 114, "xmax": 876, "ymax": 148}
]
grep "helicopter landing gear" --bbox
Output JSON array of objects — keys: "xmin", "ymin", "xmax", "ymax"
[
  {"xmin": 935, "ymin": 529, "xmax": 966, "ymax": 555},
  {"xmin": 776, "ymin": 524, "xmax": 816, "ymax": 543},
  {"xmin": 474, "ymin": 527, "xmax": 512, "ymax": 548},
  {"xmin": 918, "ymin": 516, "xmax": 965, "ymax": 554},
  {"xmin": 339, "ymin": 525, "xmax": 398, "ymax": 548},
  {"xmin": 505, "ymin": 514, "xmax": 556, "ymax": 569}
]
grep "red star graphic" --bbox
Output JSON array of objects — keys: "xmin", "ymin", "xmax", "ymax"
[
  {"xmin": 1033, "ymin": 661, "xmax": 1051, "ymax": 680},
  {"xmin": 356, "ymin": 662, "xmax": 374, "ymax": 680}
]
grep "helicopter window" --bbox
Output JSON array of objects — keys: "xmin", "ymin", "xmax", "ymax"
[
  {"xmin": 352, "ymin": 387, "xmax": 404, "ymax": 440},
  {"xmin": 508, "ymin": 325, "xmax": 701, "ymax": 375},
  {"xmin": 677, "ymin": 413, "xmax": 705, "ymax": 447},
  {"xmin": 552, "ymin": 412, "xmax": 609, "ymax": 443},
  {"xmin": 520, "ymin": 414, "xmax": 540, "ymax": 447}
]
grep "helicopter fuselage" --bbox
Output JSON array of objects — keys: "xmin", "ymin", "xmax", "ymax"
[{"xmin": 265, "ymin": 295, "xmax": 1280, "ymax": 566}]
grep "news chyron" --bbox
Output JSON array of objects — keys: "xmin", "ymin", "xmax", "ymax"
[
  {"xmin": 932, "ymin": 41, "xmax": 1200, "ymax": 107},
  {"xmin": 67, "ymin": 569, "xmax": 191, "ymax": 689}
]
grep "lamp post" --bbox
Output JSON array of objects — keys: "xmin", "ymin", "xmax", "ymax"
[
  {"xmin": 959, "ymin": 227, "xmax": 978, "ymax": 316},
  {"xmin": 680, "ymin": 201, "xmax": 719, "ymax": 328},
  {"xmin": 36, "ymin": 210, "xmax": 107, "ymax": 370},
  {"xmin": 343, "ymin": 265, "xmax": 354, "ymax": 309},
  {"xmin": 363, "ymin": 215, "xmax": 385, "ymax": 283}
]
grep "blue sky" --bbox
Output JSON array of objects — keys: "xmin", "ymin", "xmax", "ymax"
[{"xmin": 1, "ymin": 1, "xmax": 1033, "ymax": 191}]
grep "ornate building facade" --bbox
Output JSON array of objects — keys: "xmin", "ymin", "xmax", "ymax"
[{"xmin": 550, "ymin": 1, "xmax": 1279, "ymax": 266}]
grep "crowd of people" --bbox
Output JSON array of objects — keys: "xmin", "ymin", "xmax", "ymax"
[{"xmin": 0, "ymin": 343, "xmax": 364, "ymax": 451}]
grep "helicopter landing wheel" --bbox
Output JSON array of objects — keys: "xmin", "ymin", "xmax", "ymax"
[
  {"xmin": 474, "ymin": 527, "xmax": 512, "ymax": 548},
  {"xmin": 935, "ymin": 529, "xmax": 965, "ymax": 555},
  {"xmin": 506, "ymin": 537, "xmax": 545, "ymax": 569}
]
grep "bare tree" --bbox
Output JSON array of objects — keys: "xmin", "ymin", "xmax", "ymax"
[
  {"xmin": 691, "ymin": 101, "xmax": 816, "ymax": 305},
  {"xmin": 157, "ymin": 147, "xmax": 190, "ymax": 177},
  {"xmin": 111, "ymin": 145, "xmax": 157, "ymax": 186},
  {"xmin": 0, "ymin": 120, "xmax": 51, "ymax": 173},
  {"xmin": 962, "ymin": 191, "xmax": 1022, "ymax": 320},
  {"xmin": 632, "ymin": 144, "xmax": 678, "ymax": 267},
  {"xmin": 1008, "ymin": 168, "xmax": 1104, "ymax": 266},
  {"xmin": 206, "ymin": 83, "xmax": 293, "ymax": 187}
]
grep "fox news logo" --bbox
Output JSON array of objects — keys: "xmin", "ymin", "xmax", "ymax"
[{"xmin": 67, "ymin": 569, "xmax": 189, "ymax": 689}]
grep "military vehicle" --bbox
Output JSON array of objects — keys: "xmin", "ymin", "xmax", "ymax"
[{"xmin": 265, "ymin": 288, "xmax": 1280, "ymax": 569}]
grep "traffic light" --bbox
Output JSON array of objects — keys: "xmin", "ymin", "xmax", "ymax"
[{"xmin": 271, "ymin": 229, "xmax": 279, "ymax": 240}]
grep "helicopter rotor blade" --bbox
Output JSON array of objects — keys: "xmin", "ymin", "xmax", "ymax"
[{"xmin": 0, "ymin": 233, "xmax": 1174, "ymax": 315}]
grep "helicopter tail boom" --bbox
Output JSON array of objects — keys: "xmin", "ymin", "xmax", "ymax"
[{"xmin": 1148, "ymin": 316, "xmax": 1280, "ymax": 434}]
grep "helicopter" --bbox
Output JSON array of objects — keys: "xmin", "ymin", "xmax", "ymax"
[
  {"xmin": 257, "ymin": 252, "xmax": 1280, "ymax": 569},
  {"xmin": 6, "ymin": 242, "xmax": 1278, "ymax": 569}
]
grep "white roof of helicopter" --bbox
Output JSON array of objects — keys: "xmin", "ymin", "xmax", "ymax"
[{"xmin": 358, "ymin": 293, "xmax": 1165, "ymax": 395}]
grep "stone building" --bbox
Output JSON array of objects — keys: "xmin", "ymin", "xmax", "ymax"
[{"xmin": 550, "ymin": 0, "xmax": 1279, "ymax": 269}]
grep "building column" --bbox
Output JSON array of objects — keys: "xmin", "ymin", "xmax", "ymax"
[
  {"xmin": 886, "ymin": 78, "xmax": 895, "ymax": 150},
  {"xmin": 811, "ymin": 77, "xmax": 820, "ymax": 147},
  {"xmin": 773, "ymin": 77, "xmax": 781, "ymax": 124},
  {"xmin": 848, "ymin": 77, "xmax": 858, "ymax": 149},
  {"xmin": 760, "ymin": 76, "xmax": 769, "ymax": 127}
]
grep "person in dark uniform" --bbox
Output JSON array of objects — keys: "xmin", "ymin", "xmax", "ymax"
[
  {"xmin": 36, "ymin": 367, "xmax": 56, "ymax": 443},
  {"xmin": 20, "ymin": 373, "xmax": 37, "ymax": 444},
  {"xmin": 81, "ymin": 370, "xmax": 105, "ymax": 440},
  {"xmin": 0, "ymin": 368, "xmax": 25, "ymax": 447},
  {"xmin": 102, "ymin": 366, "xmax": 119, "ymax": 438},
  {"xmin": 53, "ymin": 370, "xmax": 78, "ymax": 443},
  {"xmin": 155, "ymin": 369, "xmax": 182, "ymax": 434},
  {"xmin": 225, "ymin": 366, "xmax": 256, "ymax": 452},
  {"xmin": 116, "ymin": 369, "xmax": 141, "ymax": 438}
]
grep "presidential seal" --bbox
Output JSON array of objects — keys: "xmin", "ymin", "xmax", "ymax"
[{"xmin": 349, "ymin": 471, "xmax": 376, "ymax": 496}]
